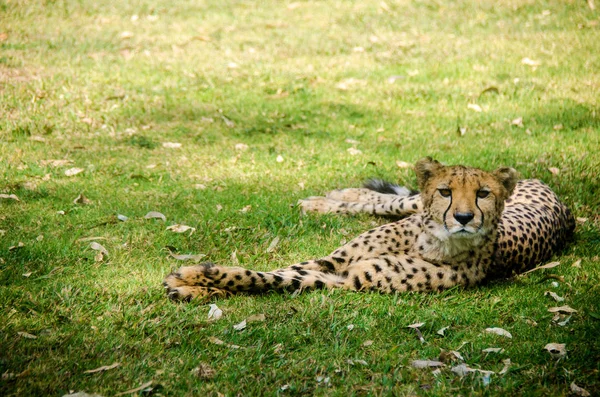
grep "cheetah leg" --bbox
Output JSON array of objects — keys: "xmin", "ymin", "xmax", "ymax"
[
  {"xmin": 163, "ymin": 262, "xmax": 344, "ymax": 299},
  {"xmin": 298, "ymin": 194, "xmax": 423, "ymax": 217}
]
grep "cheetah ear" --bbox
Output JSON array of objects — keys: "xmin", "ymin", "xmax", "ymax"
[
  {"xmin": 414, "ymin": 157, "xmax": 443, "ymax": 190},
  {"xmin": 493, "ymin": 167, "xmax": 520, "ymax": 198}
]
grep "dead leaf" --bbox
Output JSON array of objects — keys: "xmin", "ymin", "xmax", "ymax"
[
  {"xmin": 544, "ymin": 291, "xmax": 565, "ymax": 302},
  {"xmin": 362, "ymin": 340, "xmax": 374, "ymax": 347},
  {"xmin": 90, "ymin": 242, "xmax": 109, "ymax": 257},
  {"xmin": 266, "ymin": 236, "xmax": 280, "ymax": 253},
  {"xmin": 347, "ymin": 148, "xmax": 362, "ymax": 156},
  {"xmin": 115, "ymin": 381, "xmax": 153, "ymax": 396},
  {"xmin": 548, "ymin": 305, "xmax": 577, "ymax": 314},
  {"xmin": 543, "ymin": 343, "xmax": 566, "ymax": 358},
  {"xmin": 17, "ymin": 331, "xmax": 37, "ymax": 339},
  {"xmin": 511, "ymin": 117, "xmax": 524, "ymax": 127},
  {"xmin": 144, "ymin": 211, "xmax": 166, "ymax": 221},
  {"xmin": 233, "ymin": 319, "xmax": 247, "ymax": 331},
  {"xmin": 588, "ymin": 0, "xmax": 596, "ymax": 11},
  {"xmin": 207, "ymin": 304, "xmax": 222, "ymax": 321},
  {"xmin": 167, "ymin": 252, "xmax": 206, "ymax": 262},
  {"xmin": 570, "ymin": 382, "xmax": 591, "ymax": 396},
  {"xmin": 162, "ymin": 142, "xmax": 182, "ymax": 149},
  {"xmin": 247, "ymin": 313, "xmax": 266, "ymax": 323},
  {"xmin": 485, "ymin": 327, "xmax": 512, "ymax": 338},
  {"xmin": 451, "ymin": 364, "xmax": 494, "ymax": 377},
  {"xmin": 347, "ymin": 359, "xmax": 368, "ymax": 366},
  {"xmin": 407, "ymin": 322, "xmax": 425, "ymax": 328},
  {"xmin": 553, "ymin": 124, "xmax": 563, "ymax": 130},
  {"xmin": 396, "ymin": 160, "xmax": 412, "ymax": 169},
  {"xmin": 467, "ymin": 103, "xmax": 483, "ymax": 112},
  {"xmin": 436, "ymin": 326, "xmax": 449, "ymax": 336},
  {"xmin": 117, "ymin": 214, "xmax": 128, "ymax": 222},
  {"xmin": 235, "ymin": 143, "xmax": 249, "ymax": 151},
  {"xmin": 192, "ymin": 363, "xmax": 216, "ymax": 379},
  {"xmin": 521, "ymin": 261, "xmax": 560, "ymax": 274},
  {"xmin": 521, "ymin": 57, "xmax": 541, "ymax": 66},
  {"xmin": 65, "ymin": 167, "xmax": 85, "ymax": 176},
  {"xmin": 498, "ymin": 358, "xmax": 511, "ymax": 375},
  {"xmin": 276, "ymin": 155, "xmax": 284, "ymax": 163},
  {"xmin": 482, "ymin": 347, "xmax": 504, "ymax": 354},
  {"xmin": 222, "ymin": 115, "xmax": 235, "ymax": 128},
  {"xmin": 84, "ymin": 362, "xmax": 120, "ymax": 374},
  {"xmin": 62, "ymin": 393, "xmax": 103, "ymax": 397},
  {"xmin": 73, "ymin": 194, "xmax": 92, "ymax": 205},
  {"xmin": 240, "ymin": 205, "xmax": 252, "ymax": 213},
  {"xmin": 571, "ymin": 259, "xmax": 582, "ymax": 268},
  {"xmin": 41, "ymin": 159, "xmax": 73, "ymax": 167},
  {"xmin": 0, "ymin": 193, "xmax": 20, "ymax": 201},
  {"xmin": 208, "ymin": 336, "xmax": 242, "ymax": 349},
  {"xmin": 576, "ymin": 217, "xmax": 587, "ymax": 224},
  {"xmin": 120, "ymin": 31, "xmax": 134, "ymax": 39},
  {"xmin": 548, "ymin": 167, "xmax": 560, "ymax": 175},
  {"xmin": 166, "ymin": 224, "xmax": 196, "ymax": 234},
  {"xmin": 347, "ymin": 324, "xmax": 355, "ymax": 331},
  {"xmin": 411, "ymin": 360, "xmax": 445, "ymax": 369}
]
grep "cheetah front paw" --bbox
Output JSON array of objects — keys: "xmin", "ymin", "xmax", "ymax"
[{"xmin": 297, "ymin": 196, "xmax": 342, "ymax": 214}]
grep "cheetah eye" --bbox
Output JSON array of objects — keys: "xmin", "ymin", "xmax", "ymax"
[
  {"xmin": 477, "ymin": 190, "xmax": 490, "ymax": 199},
  {"xmin": 438, "ymin": 189, "xmax": 451, "ymax": 198}
]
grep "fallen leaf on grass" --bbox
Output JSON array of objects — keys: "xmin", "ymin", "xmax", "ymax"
[
  {"xmin": 207, "ymin": 304, "xmax": 223, "ymax": 321},
  {"xmin": 362, "ymin": 340, "xmax": 374, "ymax": 347},
  {"xmin": 192, "ymin": 363, "xmax": 216, "ymax": 379},
  {"xmin": 144, "ymin": 211, "xmax": 166, "ymax": 221},
  {"xmin": 571, "ymin": 259, "xmax": 582, "ymax": 268},
  {"xmin": 548, "ymin": 305, "xmax": 577, "ymax": 314},
  {"xmin": 117, "ymin": 214, "xmax": 128, "ymax": 222},
  {"xmin": 90, "ymin": 242, "xmax": 108, "ymax": 256},
  {"xmin": 62, "ymin": 392, "xmax": 104, "ymax": 397},
  {"xmin": 0, "ymin": 194, "xmax": 20, "ymax": 201},
  {"xmin": 65, "ymin": 168, "xmax": 85, "ymax": 177},
  {"xmin": 411, "ymin": 360, "xmax": 445, "ymax": 369},
  {"xmin": 521, "ymin": 57, "xmax": 541, "ymax": 66},
  {"xmin": 266, "ymin": 236, "xmax": 280, "ymax": 253},
  {"xmin": 570, "ymin": 382, "xmax": 591, "ymax": 396},
  {"xmin": 544, "ymin": 291, "xmax": 565, "ymax": 302},
  {"xmin": 485, "ymin": 327, "xmax": 512, "ymax": 338},
  {"xmin": 247, "ymin": 313, "xmax": 266, "ymax": 323},
  {"xmin": 84, "ymin": 362, "xmax": 120, "ymax": 374},
  {"xmin": 41, "ymin": 159, "xmax": 73, "ymax": 167},
  {"xmin": 235, "ymin": 143, "xmax": 249, "ymax": 151},
  {"xmin": 167, "ymin": 251, "xmax": 206, "ymax": 262},
  {"xmin": 166, "ymin": 224, "xmax": 196, "ymax": 234},
  {"xmin": 347, "ymin": 359, "xmax": 368, "ymax": 366},
  {"xmin": 162, "ymin": 142, "xmax": 182, "ymax": 149},
  {"xmin": 521, "ymin": 261, "xmax": 560, "ymax": 274},
  {"xmin": 208, "ymin": 336, "xmax": 242, "ymax": 349},
  {"xmin": 222, "ymin": 115, "xmax": 235, "ymax": 128},
  {"xmin": 233, "ymin": 320, "xmax": 247, "ymax": 331},
  {"xmin": 544, "ymin": 343, "xmax": 566, "ymax": 358},
  {"xmin": 482, "ymin": 347, "xmax": 504, "ymax": 354},
  {"xmin": 467, "ymin": 103, "xmax": 483, "ymax": 112},
  {"xmin": 436, "ymin": 326, "xmax": 449, "ymax": 336},
  {"xmin": 499, "ymin": 358, "xmax": 511, "ymax": 375},
  {"xmin": 396, "ymin": 161, "xmax": 412, "ymax": 169},
  {"xmin": 347, "ymin": 148, "xmax": 362, "ymax": 156},
  {"xmin": 115, "ymin": 381, "xmax": 153, "ymax": 396},
  {"xmin": 548, "ymin": 167, "xmax": 560, "ymax": 175},
  {"xmin": 451, "ymin": 364, "xmax": 494, "ymax": 377},
  {"xmin": 17, "ymin": 331, "xmax": 37, "ymax": 339},
  {"xmin": 73, "ymin": 194, "xmax": 92, "ymax": 205},
  {"xmin": 511, "ymin": 117, "xmax": 524, "ymax": 127}
]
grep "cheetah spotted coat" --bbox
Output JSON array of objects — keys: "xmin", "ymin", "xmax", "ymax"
[{"xmin": 163, "ymin": 158, "xmax": 574, "ymax": 301}]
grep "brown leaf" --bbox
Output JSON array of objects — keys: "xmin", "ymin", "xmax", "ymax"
[
  {"xmin": 17, "ymin": 331, "xmax": 37, "ymax": 339},
  {"xmin": 571, "ymin": 382, "xmax": 591, "ymax": 396},
  {"xmin": 40, "ymin": 159, "xmax": 73, "ymax": 167},
  {"xmin": 64, "ymin": 167, "xmax": 85, "ymax": 177},
  {"xmin": 485, "ymin": 327, "xmax": 512, "ymax": 338},
  {"xmin": 0, "ymin": 193, "xmax": 20, "ymax": 201},
  {"xmin": 192, "ymin": 363, "xmax": 216, "ymax": 379},
  {"xmin": 521, "ymin": 261, "xmax": 560, "ymax": 274},
  {"xmin": 411, "ymin": 360, "xmax": 445, "ymax": 369},
  {"xmin": 543, "ymin": 343, "xmax": 566, "ymax": 358},
  {"xmin": 548, "ymin": 305, "xmax": 577, "ymax": 314},
  {"xmin": 73, "ymin": 194, "xmax": 92, "ymax": 205},
  {"xmin": 144, "ymin": 211, "xmax": 166, "ymax": 221},
  {"xmin": 166, "ymin": 224, "xmax": 196, "ymax": 234},
  {"xmin": 115, "ymin": 381, "xmax": 153, "ymax": 396},
  {"xmin": 90, "ymin": 242, "xmax": 109, "ymax": 256},
  {"xmin": 84, "ymin": 362, "xmax": 120, "ymax": 374},
  {"xmin": 548, "ymin": 167, "xmax": 560, "ymax": 175}
]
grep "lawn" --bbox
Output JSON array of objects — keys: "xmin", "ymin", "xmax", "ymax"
[{"xmin": 1, "ymin": 0, "xmax": 599, "ymax": 395}]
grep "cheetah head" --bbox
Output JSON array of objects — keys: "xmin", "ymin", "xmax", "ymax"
[{"xmin": 415, "ymin": 157, "xmax": 519, "ymax": 243}]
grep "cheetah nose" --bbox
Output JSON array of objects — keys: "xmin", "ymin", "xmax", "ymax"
[{"xmin": 454, "ymin": 212, "xmax": 474, "ymax": 225}]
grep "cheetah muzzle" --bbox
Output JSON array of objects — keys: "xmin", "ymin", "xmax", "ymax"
[{"xmin": 163, "ymin": 157, "xmax": 575, "ymax": 301}]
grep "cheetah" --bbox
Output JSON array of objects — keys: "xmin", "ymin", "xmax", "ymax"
[{"xmin": 163, "ymin": 157, "xmax": 575, "ymax": 301}]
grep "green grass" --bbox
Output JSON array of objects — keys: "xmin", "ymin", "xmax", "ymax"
[{"xmin": 1, "ymin": 0, "xmax": 599, "ymax": 395}]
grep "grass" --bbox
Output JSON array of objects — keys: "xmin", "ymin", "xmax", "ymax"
[{"xmin": 1, "ymin": 0, "xmax": 599, "ymax": 395}]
